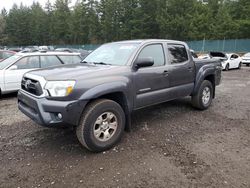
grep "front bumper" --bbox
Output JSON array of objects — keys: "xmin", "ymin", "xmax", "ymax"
[
  {"xmin": 18, "ymin": 90, "xmax": 87, "ymax": 127},
  {"xmin": 242, "ymin": 60, "xmax": 250, "ymax": 65}
]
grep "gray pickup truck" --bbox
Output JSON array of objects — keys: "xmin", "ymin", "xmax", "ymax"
[{"xmin": 18, "ymin": 39, "xmax": 222, "ymax": 152}]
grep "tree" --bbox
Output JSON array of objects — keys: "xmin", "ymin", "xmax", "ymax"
[
  {"xmin": 30, "ymin": 2, "xmax": 49, "ymax": 45},
  {"xmin": 0, "ymin": 9, "xmax": 8, "ymax": 45},
  {"xmin": 5, "ymin": 3, "xmax": 32, "ymax": 45},
  {"xmin": 1, "ymin": 0, "xmax": 250, "ymax": 45},
  {"xmin": 52, "ymin": 0, "xmax": 71, "ymax": 44}
]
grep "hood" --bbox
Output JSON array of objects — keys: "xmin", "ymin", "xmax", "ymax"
[{"xmin": 28, "ymin": 63, "xmax": 128, "ymax": 81}]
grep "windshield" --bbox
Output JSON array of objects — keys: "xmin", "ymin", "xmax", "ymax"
[
  {"xmin": 0, "ymin": 55, "xmax": 22, "ymax": 70},
  {"xmin": 243, "ymin": 53, "xmax": 250, "ymax": 57},
  {"xmin": 84, "ymin": 43, "xmax": 139, "ymax": 66}
]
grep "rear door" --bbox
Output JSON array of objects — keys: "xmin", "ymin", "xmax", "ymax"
[
  {"xmin": 40, "ymin": 55, "xmax": 63, "ymax": 68},
  {"xmin": 133, "ymin": 43, "xmax": 171, "ymax": 109},
  {"xmin": 166, "ymin": 43, "xmax": 195, "ymax": 98},
  {"xmin": 4, "ymin": 56, "xmax": 40, "ymax": 91}
]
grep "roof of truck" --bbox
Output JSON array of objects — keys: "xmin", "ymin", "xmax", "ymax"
[{"xmin": 114, "ymin": 39, "xmax": 186, "ymax": 44}]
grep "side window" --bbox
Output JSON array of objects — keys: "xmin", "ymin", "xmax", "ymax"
[
  {"xmin": 233, "ymin": 54, "xmax": 238, "ymax": 59},
  {"xmin": 137, "ymin": 44, "xmax": 165, "ymax": 67},
  {"xmin": 168, "ymin": 44, "xmax": 188, "ymax": 64},
  {"xmin": 40, "ymin": 56, "xmax": 62, "ymax": 68},
  {"xmin": 58, "ymin": 55, "xmax": 82, "ymax": 64},
  {"xmin": 14, "ymin": 56, "xmax": 40, "ymax": 69}
]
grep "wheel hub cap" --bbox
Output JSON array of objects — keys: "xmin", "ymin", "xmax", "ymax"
[
  {"xmin": 93, "ymin": 112, "xmax": 118, "ymax": 142},
  {"xmin": 202, "ymin": 87, "xmax": 211, "ymax": 105}
]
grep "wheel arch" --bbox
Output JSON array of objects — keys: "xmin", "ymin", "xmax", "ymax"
[
  {"xmin": 204, "ymin": 74, "xmax": 215, "ymax": 98},
  {"xmin": 83, "ymin": 91, "xmax": 132, "ymax": 132},
  {"xmin": 193, "ymin": 69, "xmax": 216, "ymax": 98}
]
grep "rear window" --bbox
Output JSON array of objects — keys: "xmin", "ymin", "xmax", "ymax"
[
  {"xmin": 167, "ymin": 44, "xmax": 188, "ymax": 64},
  {"xmin": 243, "ymin": 53, "xmax": 250, "ymax": 57},
  {"xmin": 58, "ymin": 55, "xmax": 82, "ymax": 64}
]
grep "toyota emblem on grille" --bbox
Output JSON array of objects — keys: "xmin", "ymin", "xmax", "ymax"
[{"xmin": 25, "ymin": 80, "xmax": 32, "ymax": 89}]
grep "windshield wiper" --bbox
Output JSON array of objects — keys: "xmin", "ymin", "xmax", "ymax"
[
  {"xmin": 93, "ymin": 62, "xmax": 112, "ymax": 65},
  {"xmin": 81, "ymin": 60, "xmax": 89, "ymax": 64}
]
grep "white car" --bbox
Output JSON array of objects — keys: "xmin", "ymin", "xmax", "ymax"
[
  {"xmin": 242, "ymin": 53, "xmax": 250, "ymax": 67},
  {"xmin": 221, "ymin": 53, "xmax": 242, "ymax": 71},
  {"xmin": 0, "ymin": 51, "xmax": 82, "ymax": 95}
]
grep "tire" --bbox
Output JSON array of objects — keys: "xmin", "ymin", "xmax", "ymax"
[
  {"xmin": 238, "ymin": 62, "xmax": 242, "ymax": 69},
  {"xmin": 76, "ymin": 99, "xmax": 125, "ymax": 152},
  {"xmin": 192, "ymin": 80, "xmax": 213, "ymax": 110},
  {"xmin": 225, "ymin": 64, "xmax": 230, "ymax": 71},
  {"xmin": 247, "ymin": 64, "xmax": 250, "ymax": 67}
]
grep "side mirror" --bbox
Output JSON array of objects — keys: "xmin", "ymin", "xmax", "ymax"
[
  {"xmin": 134, "ymin": 57, "xmax": 154, "ymax": 69},
  {"xmin": 9, "ymin": 65, "xmax": 18, "ymax": 70}
]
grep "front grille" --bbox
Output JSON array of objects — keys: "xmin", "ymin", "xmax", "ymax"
[{"xmin": 21, "ymin": 77, "xmax": 43, "ymax": 96}]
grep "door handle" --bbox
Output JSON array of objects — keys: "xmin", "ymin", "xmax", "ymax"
[
  {"xmin": 188, "ymin": 67, "xmax": 193, "ymax": 72},
  {"xmin": 163, "ymin": 70, "xmax": 169, "ymax": 76}
]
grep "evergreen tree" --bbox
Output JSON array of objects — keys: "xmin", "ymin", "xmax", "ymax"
[
  {"xmin": 0, "ymin": 0, "xmax": 250, "ymax": 45},
  {"xmin": 52, "ymin": 0, "xmax": 71, "ymax": 44}
]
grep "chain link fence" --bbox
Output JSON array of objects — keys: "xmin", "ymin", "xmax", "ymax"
[
  {"xmin": 187, "ymin": 39, "xmax": 250, "ymax": 53},
  {"xmin": 5, "ymin": 39, "xmax": 250, "ymax": 53}
]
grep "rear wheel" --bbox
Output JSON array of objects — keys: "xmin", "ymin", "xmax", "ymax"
[
  {"xmin": 247, "ymin": 64, "xmax": 250, "ymax": 67},
  {"xmin": 225, "ymin": 64, "xmax": 230, "ymax": 71},
  {"xmin": 76, "ymin": 99, "xmax": 125, "ymax": 152},
  {"xmin": 192, "ymin": 80, "xmax": 213, "ymax": 110}
]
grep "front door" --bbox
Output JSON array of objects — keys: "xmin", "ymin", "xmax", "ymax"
[{"xmin": 133, "ymin": 43, "xmax": 170, "ymax": 109}]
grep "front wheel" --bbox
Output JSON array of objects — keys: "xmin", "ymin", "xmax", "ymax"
[
  {"xmin": 225, "ymin": 64, "xmax": 230, "ymax": 71},
  {"xmin": 192, "ymin": 80, "xmax": 214, "ymax": 110},
  {"xmin": 76, "ymin": 99, "xmax": 125, "ymax": 152},
  {"xmin": 238, "ymin": 62, "xmax": 242, "ymax": 69}
]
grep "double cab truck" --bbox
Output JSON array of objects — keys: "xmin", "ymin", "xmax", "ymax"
[{"xmin": 18, "ymin": 39, "xmax": 222, "ymax": 152}]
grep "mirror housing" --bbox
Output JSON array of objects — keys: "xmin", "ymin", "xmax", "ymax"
[
  {"xmin": 134, "ymin": 57, "xmax": 154, "ymax": 69},
  {"xmin": 9, "ymin": 65, "xmax": 18, "ymax": 70}
]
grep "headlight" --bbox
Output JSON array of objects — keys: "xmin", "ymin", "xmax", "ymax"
[{"xmin": 44, "ymin": 81, "xmax": 75, "ymax": 97}]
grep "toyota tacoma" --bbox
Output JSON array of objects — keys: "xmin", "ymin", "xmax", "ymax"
[{"xmin": 18, "ymin": 39, "xmax": 222, "ymax": 152}]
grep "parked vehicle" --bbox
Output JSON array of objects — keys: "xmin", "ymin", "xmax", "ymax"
[
  {"xmin": 39, "ymin": 46, "xmax": 55, "ymax": 51},
  {"xmin": 222, "ymin": 53, "xmax": 242, "ymax": 71},
  {"xmin": 7, "ymin": 47, "xmax": 22, "ymax": 52},
  {"xmin": 199, "ymin": 52, "xmax": 242, "ymax": 71},
  {"xmin": 0, "ymin": 51, "xmax": 82, "ymax": 95},
  {"xmin": 0, "ymin": 50, "xmax": 16, "ymax": 62},
  {"xmin": 55, "ymin": 48, "xmax": 90, "ymax": 59},
  {"xmin": 242, "ymin": 53, "xmax": 250, "ymax": 66},
  {"xmin": 55, "ymin": 48, "xmax": 74, "ymax": 52},
  {"xmin": 198, "ymin": 54, "xmax": 210, "ymax": 59},
  {"xmin": 18, "ymin": 39, "xmax": 222, "ymax": 152}
]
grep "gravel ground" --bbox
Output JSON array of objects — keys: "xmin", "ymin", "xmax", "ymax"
[{"xmin": 0, "ymin": 67, "xmax": 250, "ymax": 188}]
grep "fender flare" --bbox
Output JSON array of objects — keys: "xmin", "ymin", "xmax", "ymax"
[
  {"xmin": 79, "ymin": 81, "xmax": 133, "ymax": 131},
  {"xmin": 193, "ymin": 66, "xmax": 215, "ymax": 95}
]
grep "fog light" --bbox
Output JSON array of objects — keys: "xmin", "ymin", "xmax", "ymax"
[{"xmin": 57, "ymin": 113, "xmax": 62, "ymax": 119}]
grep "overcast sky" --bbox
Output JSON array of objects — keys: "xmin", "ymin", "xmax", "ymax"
[{"xmin": 0, "ymin": 0, "xmax": 77, "ymax": 11}]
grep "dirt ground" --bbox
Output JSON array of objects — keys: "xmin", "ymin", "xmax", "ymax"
[{"xmin": 0, "ymin": 67, "xmax": 250, "ymax": 188}]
